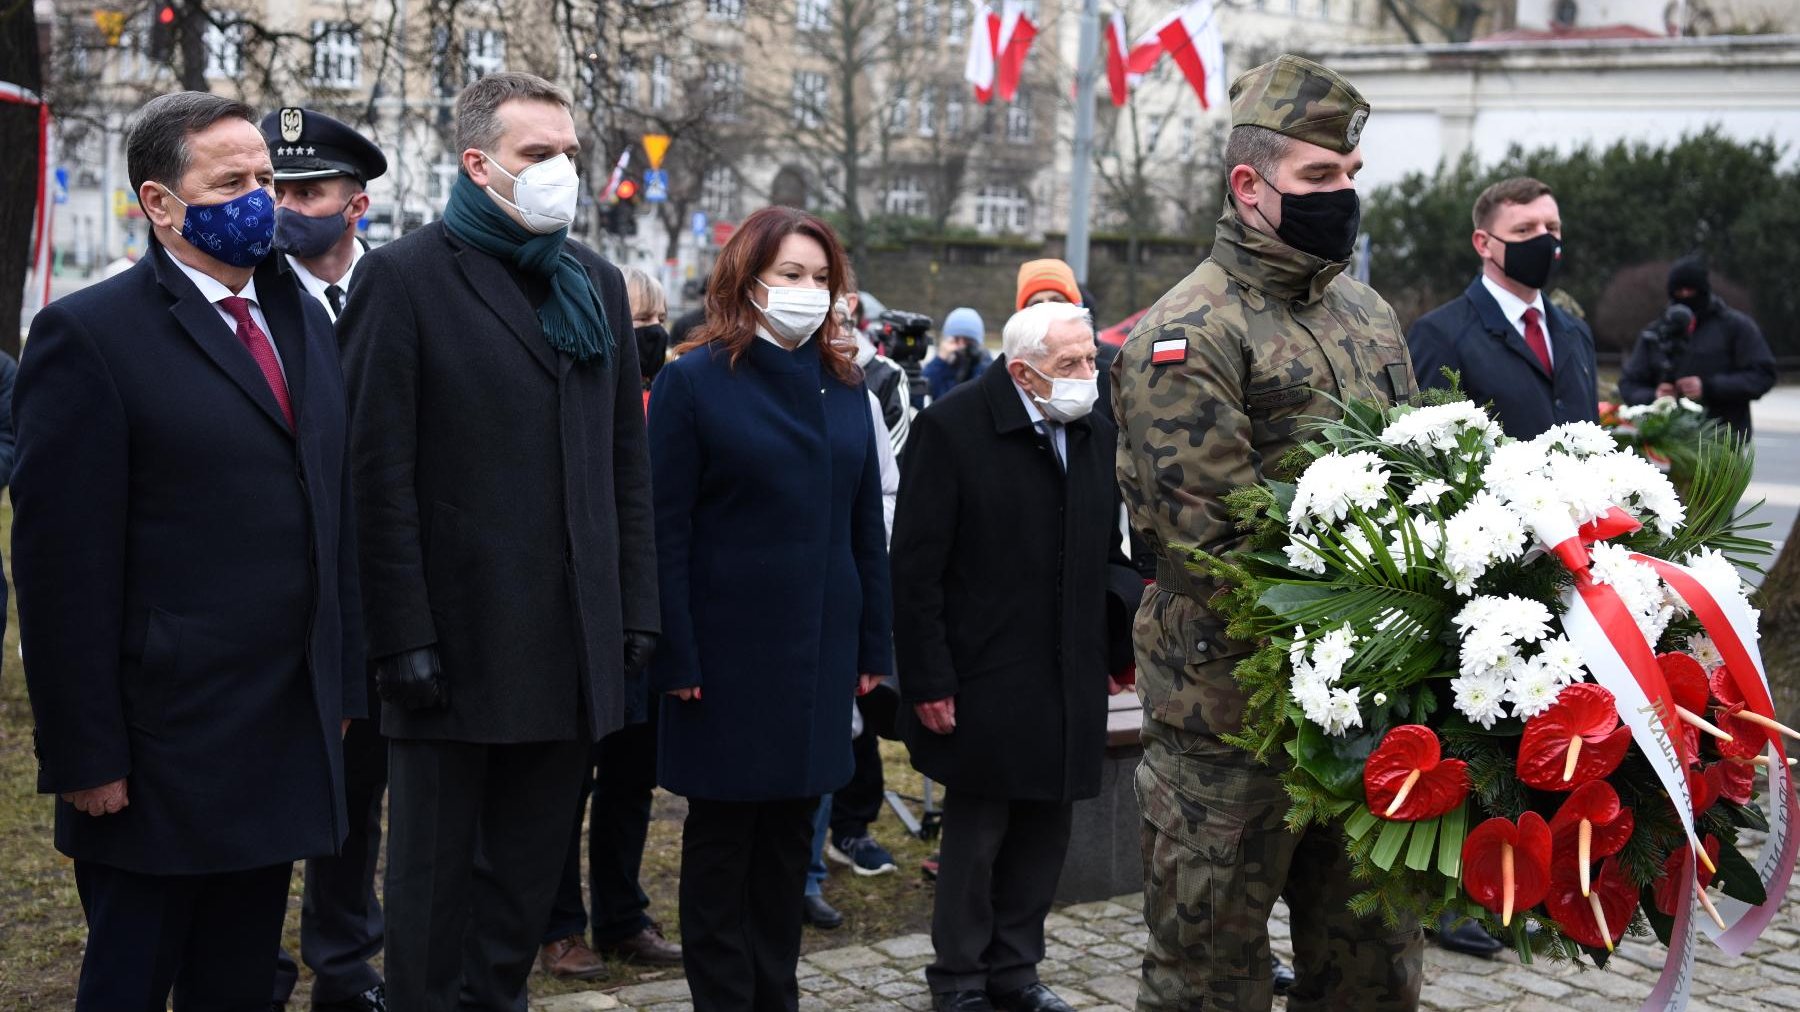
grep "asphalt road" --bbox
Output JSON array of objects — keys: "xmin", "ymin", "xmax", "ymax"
[{"xmin": 1736, "ymin": 386, "xmax": 1800, "ymax": 585}]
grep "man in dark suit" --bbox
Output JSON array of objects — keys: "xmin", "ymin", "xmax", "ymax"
[
  {"xmin": 261, "ymin": 107, "xmax": 391, "ymax": 1012},
  {"xmin": 1408, "ymin": 176, "xmax": 1598, "ymax": 441},
  {"xmin": 337, "ymin": 72, "xmax": 658, "ymax": 1009},
  {"xmin": 12, "ymin": 90, "xmax": 363, "ymax": 1010},
  {"xmin": 894, "ymin": 301, "xmax": 1121, "ymax": 1012}
]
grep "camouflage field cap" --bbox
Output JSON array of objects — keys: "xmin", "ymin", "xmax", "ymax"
[{"xmin": 1228, "ymin": 54, "xmax": 1370, "ymax": 154}]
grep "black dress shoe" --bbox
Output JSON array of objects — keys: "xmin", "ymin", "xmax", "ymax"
[
  {"xmin": 1432, "ymin": 911, "xmax": 1505, "ymax": 957},
  {"xmin": 313, "ymin": 984, "xmax": 386, "ymax": 1012},
  {"xmin": 802, "ymin": 894, "xmax": 844, "ymax": 929},
  {"xmin": 1272, "ymin": 954, "xmax": 1295, "ymax": 995},
  {"xmin": 991, "ymin": 983, "xmax": 1074, "ymax": 1012},
  {"xmin": 933, "ymin": 991, "xmax": 995, "ymax": 1012}
]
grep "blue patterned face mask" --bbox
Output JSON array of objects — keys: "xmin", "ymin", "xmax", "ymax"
[{"xmin": 160, "ymin": 184, "xmax": 276, "ymax": 268}]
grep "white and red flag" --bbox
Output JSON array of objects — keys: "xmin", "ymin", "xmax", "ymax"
[
  {"xmin": 963, "ymin": 2, "xmax": 1001, "ymax": 104},
  {"xmin": 1155, "ymin": 0, "xmax": 1227, "ymax": 110},
  {"xmin": 1103, "ymin": 11, "xmax": 1130, "ymax": 107},
  {"xmin": 994, "ymin": 1, "xmax": 1038, "ymax": 103}
]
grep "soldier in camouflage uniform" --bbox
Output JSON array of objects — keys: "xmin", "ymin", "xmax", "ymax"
[{"xmin": 1111, "ymin": 55, "xmax": 1424, "ymax": 1011}]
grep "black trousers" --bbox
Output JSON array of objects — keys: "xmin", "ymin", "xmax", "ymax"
[
  {"xmin": 926, "ymin": 793, "xmax": 1074, "ymax": 995},
  {"xmin": 74, "ymin": 859, "xmax": 292, "ymax": 1011},
  {"xmin": 679, "ymin": 796, "xmax": 818, "ymax": 1012},
  {"xmin": 544, "ymin": 716, "xmax": 659, "ymax": 945},
  {"xmin": 828, "ymin": 704, "xmax": 884, "ymax": 841},
  {"xmin": 274, "ymin": 714, "xmax": 388, "ymax": 1003},
  {"xmin": 384, "ymin": 737, "xmax": 588, "ymax": 1012}
]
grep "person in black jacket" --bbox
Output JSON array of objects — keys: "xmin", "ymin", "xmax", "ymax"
[
  {"xmin": 1408, "ymin": 177, "xmax": 1598, "ymax": 440},
  {"xmin": 0, "ymin": 349, "xmax": 14, "ymax": 657},
  {"xmin": 337, "ymin": 73, "xmax": 658, "ymax": 1009},
  {"xmin": 1619, "ymin": 257, "xmax": 1777, "ymax": 438},
  {"xmin": 13, "ymin": 91, "xmax": 364, "ymax": 1009},
  {"xmin": 894, "ymin": 301, "xmax": 1121, "ymax": 1012}
]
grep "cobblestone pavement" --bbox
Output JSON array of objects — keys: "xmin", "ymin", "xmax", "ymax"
[{"xmin": 535, "ymin": 859, "xmax": 1800, "ymax": 1012}]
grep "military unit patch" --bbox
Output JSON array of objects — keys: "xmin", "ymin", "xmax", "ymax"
[{"xmin": 1150, "ymin": 338, "xmax": 1188, "ymax": 365}]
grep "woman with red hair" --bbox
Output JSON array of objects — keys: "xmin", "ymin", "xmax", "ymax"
[{"xmin": 647, "ymin": 206, "xmax": 894, "ymax": 1009}]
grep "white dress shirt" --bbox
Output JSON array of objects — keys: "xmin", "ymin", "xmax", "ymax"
[
  {"xmin": 1480, "ymin": 274, "xmax": 1552, "ymax": 367},
  {"xmin": 287, "ymin": 239, "xmax": 363, "ymax": 323},
  {"xmin": 1013, "ymin": 381, "xmax": 1067, "ymax": 468},
  {"xmin": 162, "ymin": 248, "xmax": 286, "ymax": 379}
]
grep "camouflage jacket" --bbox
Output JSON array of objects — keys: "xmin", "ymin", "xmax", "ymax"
[{"xmin": 1111, "ymin": 202, "xmax": 1417, "ymax": 737}]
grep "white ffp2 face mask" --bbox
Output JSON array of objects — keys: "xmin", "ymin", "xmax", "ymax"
[
  {"xmin": 1027, "ymin": 362, "xmax": 1099, "ymax": 423},
  {"xmin": 755, "ymin": 278, "xmax": 832, "ymax": 345},
  {"xmin": 482, "ymin": 151, "xmax": 579, "ymax": 235}
]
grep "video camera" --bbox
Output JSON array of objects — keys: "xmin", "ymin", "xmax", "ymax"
[
  {"xmin": 1639, "ymin": 303, "xmax": 1696, "ymax": 386},
  {"xmin": 870, "ymin": 309, "xmax": 934, "ymax": 408}
]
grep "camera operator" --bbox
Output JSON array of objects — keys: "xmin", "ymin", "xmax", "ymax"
[
  {"xmin": 924, "ymin": 308, "xmax": 993, "ymax": 402},
  {"xmin": 1620, "ymin": 257, "xmax": 1776, "ymax": 438}
]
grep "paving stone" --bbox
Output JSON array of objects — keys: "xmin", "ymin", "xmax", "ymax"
[
  {"xmin": 641, "ymin": 1003, "xmax": 691, "ymax": 1012},
  {"xmin": 808, "ymin": 946, "xmax": 888, "ymax": 971},
  {"xmin": 1418, "ymin": 982, "xmax": 1484, "ymax": 1010},
  {"xmin": 1088, "ymin": 942, "xmax": 1133, "ymax": 960},
  {"xmin": 874, "ymin": 933, "xmax": 935, "ymax": 960},
  {"xmin": 874, "ymin": 979, "xmax": 927, "ymax": 999},
  {"xmin": 1051, "ymin": 926, "xmax": 1108, "ymax": 947},
  {"xmin": 1508, "ymin": 971, "xmax": 1574, "ymax": 999},
  {"xmin": 894, "ymin": 995, "xmax": 934, "ymax": 1012},
  {"xmin": 612, "ymin": 979, "xmax": 693, "ymax": 1006},
  {"xmin": 839, "ymin": 965, "xmax": 904, "ymax": 989},
  {"xmin": 532, "ymin": 993, "xmax": 623, "ymax": 1012},
  {"xmin": 1080, "ymin": 974, "xmax": 1140, "ymax": 1005},
  {"xmin": 1106, "ymin": 892, "xmax": 1142, "ymax": 912},
  {"xmin": 1432, "ymin": 971, "xmax": 1516, "ymax": 1004}
]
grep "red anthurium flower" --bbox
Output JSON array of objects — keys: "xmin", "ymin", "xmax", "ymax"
[
  {"xmin": 1518, "ymin": 684, "xmax": 1632, "ymax": 791},
  {"xmin": 1708, "ymin": 758, "xmax": 1756, "ymax": 806},
  {"xmin": 1687, "ymin": 766, "xmax": 1720, "ymax": 818},
  {"xmin": 1364, "ymin": 725, "xmax": 1469, "ymax": 821},
  {"xmin": 1549, "ymin": 780, "xmax": 1635, "ymax": 899},
  {"xmin": 1546, "ymin": 855, "xmax": 1637, "ymax": 951},
  {"xmin": 1462, "ymin": 812, "xmax": 1552, "ymax": 927},
  {"xmin": 1653, "ymin": 836, "xmax": 1721, "ymax": 917},
  {"xmin": 1660, "ymin": 653, "xmax": 1710, "ymax": 713},
  {"xmin": 1710, "ymin": 667, "xmax": 1773, "ymax": 760}
]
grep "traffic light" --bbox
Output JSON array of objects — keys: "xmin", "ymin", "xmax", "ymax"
[
  {"xmin": 149, "ymin": 4, "xmax": 178, "ymax": 60},
  {"xmin": 605, "ymin": 176, "xmax": 640, "ymax": 236},
  {"xmin": 614, "ymin": 177, "xmax": 639, "ymax": 202}
]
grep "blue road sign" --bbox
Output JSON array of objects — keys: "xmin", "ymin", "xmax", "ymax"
[
  {"xmin": 691, "ymin": 210, "xmax": 708, "ymax": 237},
  {"xmin": 644, "ymin": 169, "xmax": 668, "ymax": 203}
]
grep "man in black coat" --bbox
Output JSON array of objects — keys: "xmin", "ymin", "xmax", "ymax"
[
  {"xmin": 1408, "ymin": 177, "xmax": 1598, "ymax": 440},
  {"xmin": 12, "ymin": 91, "xmax": 364, "ymax": 1009},
  {"xmin": 893, "ymin": 302, "xmax": 1119, "ymax": 1012},
  {"xmin": 1620, "ymin": 257, "xmax": 1777, "ymax": 438},
  {"xmin": 337, "ymin": 72, "xmax": 658, "ymax": 1009}
]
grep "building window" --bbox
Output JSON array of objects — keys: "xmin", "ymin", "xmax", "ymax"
[
  {"xmin": 792, "ymin": 70, "xmax": 828, "ymax": 128},
  {"xmin": 923, "ymin": 0, "xmax": 941, "ymax": 36},
  {"xmin": 310, "ymin": 21, "xmax": 361, "ymax": 88},
  {"xmin": 1179, "ymin": 115, "xmax": 1196, "ymax": 160},
  {"xmin": 203, "ymin": 16, "xmax": 244, "ymax": 80},
  {"xmin": 973, "ymin": 184, "xmax": 1029, "ymax": 235},
  {"xmin": 465, "ymin": 28, "xmax": 506, "ymax": 83},
  {"xmin": 1005, "ymin": 90, "xmax": 1031, "ymax": 143},
  {"xmin": 884, "ymin": 176, "xmax": 928, "ymax": 217},
  {"xmin": 945, "ymin": 97, "xmax": 964, "ymax": 136},
  {"xmin": 1320, "ymin": 0, "xmax": 1331, "ymax": 17},
  {"xmin": 917, "ymin": 85, "xmax": 936, "ymax": 137},
  {"xmin": 616, "ymin": 53, "xmax": 639, "ymax": 106},
  {"xmin": 948, "ymin": 1, "xmax": 967, "ymax": 41},
  {"xmin": 895, "ymin": 0, "xmax": 911, "ymax": 35},
  {"xmin": 707, "ymin": 0, "xmax": 744, "ymax": 21},
  {"xmin": 650, "ymin": 54, "xmax": 671, "ymax": 109},
  {"xmin": 1145, "ymin": 114, "xmax": 1164, "ymax": 154},
  {"xmin": 797, "ymin": 0, "xmax": 830, "ymax": 32},
  {"xmin": 707, "ymin": 62, "xmax": 744, "ymax": 120},
  {"xmin": 702, "ymin": 165, "xmax": 740, "ymax": 219},
  {"xmin": 887, "ymin": 85, "xmax": 908, "ymax": 134}
]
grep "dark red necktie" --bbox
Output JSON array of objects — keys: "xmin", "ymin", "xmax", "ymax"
[
  {"xmin": 219, "ymin": 296, "xmax": 294, "ymax": 427},
  {"xmin": 1522, "ymin": 306, "xmax": 1552, "ymax": 375}
]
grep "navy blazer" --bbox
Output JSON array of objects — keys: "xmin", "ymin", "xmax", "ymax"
[
  {"xmin": 12, "ymin": 242, "xmax": 364, "ymax": 875},
  {"xmin": 1407, "ymin": 277, "xmax": 1598, "ymax": 440},
  {"xmin": 648, "ymin": 336, "xmax": 894, "ymax": 802}
]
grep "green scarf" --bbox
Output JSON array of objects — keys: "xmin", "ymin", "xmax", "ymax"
[{"xmin": 442, "ymin": 174, "xmax": 614, "ymax": 366}]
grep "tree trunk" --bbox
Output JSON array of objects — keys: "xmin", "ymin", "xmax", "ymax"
[
  {"xmin": 1753, "ymin": 512, "xmax": 1800, "ymax": 724},
  {"xmin": 0, "ymin": 0, "xmax": 45, "ymax": 358}
]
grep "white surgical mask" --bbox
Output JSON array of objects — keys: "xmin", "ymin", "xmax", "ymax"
[
  {"xmin": 1027, "ymin": 362, "xmax": 1099, "ymax": 423},
  {"xmin": 755, "ymin": 278, "xmax": 831, "ymax": 345},
  {"xmin": 482, "ymin": 151, "xmax": 579, "ymax": 235}
]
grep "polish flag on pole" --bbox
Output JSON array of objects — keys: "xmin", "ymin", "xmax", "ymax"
[
  {"xmin": 1155, "ymin": 0, "xmax": 1228, "ymax": 110},
  {"xmin": 994, "ymin": 1, "xmax": 1038, "ymax": 103},
  {"xmin": 964, "ymin": 3, "xmax": 1001, "ymax": 104},
  {"xmin": 1103, "ymin": 11, "xmax": 1130, "ymax": 107}
]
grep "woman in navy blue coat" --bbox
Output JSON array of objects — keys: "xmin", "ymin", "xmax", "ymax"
[{"xmin": 649, "ymin": 206, "xmax": 893, "ymax": 1010}]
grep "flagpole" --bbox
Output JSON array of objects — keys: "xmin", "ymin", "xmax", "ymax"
[{"xmin": 1065, "ymin": 0, "xmax": 1100, "ymax": 285}]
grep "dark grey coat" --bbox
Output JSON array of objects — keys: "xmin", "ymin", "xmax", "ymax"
[{"xmin": 338, "ymin": 221, "xmax": 657, "ymax": 744}]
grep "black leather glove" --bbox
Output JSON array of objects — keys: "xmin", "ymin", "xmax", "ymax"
[
  {"xmin": 374, "ymin": 646, "xmax": 447, "ymax": 710},
  {"xmin": 623, "ymin": 630, "xmax": 659, "ymax": 678}
]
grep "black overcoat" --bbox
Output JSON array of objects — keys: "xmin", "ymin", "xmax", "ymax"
[
  {"xmin": 893, "ymin": 359, "xmax": 1113, "ymax": 803},
  {"xmin": 12, "ymin": 244, "xmax": 364, "ymax": 874},
  {"xmin": 1619, "ymin": 295, "xmax": 1776, "ymax": 437},
  {"xmin": 338, "ymin": 222, "xmax": 657, "ymax": 743}
]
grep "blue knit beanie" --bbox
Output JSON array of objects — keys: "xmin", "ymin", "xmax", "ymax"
[{"xmin": 942, "ymin": 307, "xmax": 985, "ymax": 342}]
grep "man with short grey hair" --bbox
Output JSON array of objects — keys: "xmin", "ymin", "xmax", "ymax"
[
  {"xmin": 338, "ymin": 72, "xmax": 657, "ymax": 1008},
  {"xmin": 13, "ymin": 89, "xmax": 363, "ymax": 1009},
  {"xmin": 894, "ymin": 301, "xmax": 1121, "ymax": 1012}
]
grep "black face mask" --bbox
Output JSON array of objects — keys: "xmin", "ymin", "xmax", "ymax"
[
  {"xmin": 1672, "ymin": 291, "xmax": 1710, "ymax": 316},
  {"xmin": 273, "ymin": 202, "xmax": 354, "ymax": 260},
  {"xmin": 1255, "ymin": 179, "xmax": 1361, "ymax": 263},
  {"xmin": 635, "ymin": 324, "xmax": 669, "ymax": 386},
  {"xmin": 1491, "ymin": 232, "xmax": 1562, "ymax": 291}
]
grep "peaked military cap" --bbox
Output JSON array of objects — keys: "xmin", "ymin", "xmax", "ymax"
[
  {"xmin": 260, "ymin": 107, "xmax": 388, "ymax": 183},
  {"xmin": 1228, "ymin": 54, "xmax": 1370, "ymax": 155}
]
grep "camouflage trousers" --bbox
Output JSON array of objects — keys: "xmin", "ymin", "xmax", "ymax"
[{"xmin": 1134, "ymin": 719, "xmax": 1423, "ymax": 1011}]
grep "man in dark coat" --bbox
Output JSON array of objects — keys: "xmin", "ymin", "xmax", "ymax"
[
  {"xmin": 1620, "ymin": 256, "xmax": 1777, "ymax": 438},
  {"xmin": 1408, "ymin": 176, "xmax": 1598, "ymax": 441},
  {"xmin": 337, "ymin": 72, "xmax": 657, "ymax": 1009},
  {"xmin": 894, "ymin": 301, "xmax": 1118, "ymax": 1012},
  {"xmin": 12, "ymin": 91, "xmax": 364, "ymax": 1009}
]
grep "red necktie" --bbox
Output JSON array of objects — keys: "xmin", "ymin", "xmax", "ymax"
[
  {"xmin": 219, "ymin": 296, "xmax": 294, "ymax": 427},
  {"xmin": 1522, "ymin": 306, "xmax": 1552, "ymax": 375}
]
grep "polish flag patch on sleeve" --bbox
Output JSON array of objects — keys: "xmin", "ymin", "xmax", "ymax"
[{"xmin": 1150, "ymin": 337, "xmax": 1188, "ymax": 365}]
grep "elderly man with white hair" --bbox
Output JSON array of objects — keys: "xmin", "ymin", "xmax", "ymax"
[{"xmin": 893, "ymin": 301, "xmax": 1124, "ymax": 1012}]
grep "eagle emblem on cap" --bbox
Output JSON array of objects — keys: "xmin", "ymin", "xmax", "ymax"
[
  {"xmin": 279, "ymin": 108, "xmax": 304, "ymax": 144},
  {"xmin": 1345, "ymin": 107, "xmax": 1368, "ymax": 149}
]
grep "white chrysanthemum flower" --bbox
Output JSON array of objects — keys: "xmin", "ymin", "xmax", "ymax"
[
  {"xmin": 1406, "ymin": 479, "xmax": 1452, "ymax": 507},
  {"xmin": 1536, "ymin": 636, "xmax": 1588, "ymax": 685},
  {"xmin": 1590, "ymin": 543, "xmax": 1676, "ymax": 646},
  {"xmin": 1290, "ymin": 451, "xmax": 1392, "ymax": 528},
  {"xmin": 1379, "ymin": 402, "xmax": 1499, "ymax": 453},
  {"xmin": 1289, "ymin": 627, "xmax": 1310, "ymax": 670},
  {"xmin": 1506, "ymin": 657, "xmax": 1564, "ymax": 719},
  {"xmin": 1311, "ymin": 625, "xmax": 1359, "ymax": 670},
  {"xmin": 1284, "ymin": 538, "xmax": 1329, "ymax": 575},
  {"xmin": 1684, "ymin": 548, "xmax": 1744, "ymax": 598},
  {"xmin": 1618, "ymin": 402, "xmax": 1656, "ymax": 422},
  {"xmin": 1322, "ymin": 688, "xmax": 1365, "ymax": 736},
  {"xmin": 1451, "ymin": 673, "xmax": 1510, "ymax": 729},
  {"xmin": 1536, "ymin": 421, "xmax": 1618, "ymax": 458},
  {"xmin": 1679, "ymin": 397, "xmax": 1704, "ymax": 413},
  {"xmin": 1686, "ymin": 633, "xmax": 1723, "ymax": 670},
  {"xmin": 1373, "ymin": 691, "xmax": 1389, "ymax": 706}
]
